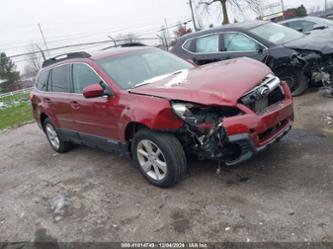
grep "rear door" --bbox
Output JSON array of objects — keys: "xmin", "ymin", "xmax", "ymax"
[
  {"xmin": 185, "ymin": 33, "xmax": 225, "ymax": 65},
  {"xmin": 221, "ymin": 32, "xmax": 268, "ymax": 62},
  {"xmin": 47, "ymin": 64, "xmax": 74, "ymax": 130}
]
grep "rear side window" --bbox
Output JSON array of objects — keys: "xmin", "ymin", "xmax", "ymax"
[
  {"xmin": 35, "ymin": 70, "xmax": 49, "ymax": 91},
  {"xmin": 195, "ymin": 34, "xmax": 219, "ymax": 53},
  {"xmin": 73, "ymin": 64, "xmax": 101, "ymax": 93},
  {"xmin": 49, "ymin": 64, "xmax": 71, "ymax": 93}
]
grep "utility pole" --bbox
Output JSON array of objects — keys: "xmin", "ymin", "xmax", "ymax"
[
  {"xmin": 37, "ymin": 23, "xmax": 50, "ymax": 58},
  {"xmin": 164, "ymin": 18, "xmax": 170, "ymax": 50},
  {"xmin": 108, "ymin": 35, "xmax": 118, "ymax": 47},
  {"xmin": 34, "ymin": 43, "xmax": 46, "ymax": 61},
  {"xmin": 161, "ymin": 25, "xmax": 169, "ymax": 51},
  {"xmin": 156, "ymin": 34, "xmax": 166, "ymax": 49},
  {"xmin": 325, "ymin": 0, "xmax": 327, "ymax": 15},
  {"xmin": 189, "ymin": 0, "xmax": 199, "ymax": 31}
]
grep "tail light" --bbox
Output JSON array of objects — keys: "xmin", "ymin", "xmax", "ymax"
[{"xmin": 29, "ymin": 92, "xmax": 34, "ymax": 102}]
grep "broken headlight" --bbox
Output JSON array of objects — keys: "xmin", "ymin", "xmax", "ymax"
[
  {"xmin": 171, "ymin": 101, "xmax": 241, "ymax": 127},
  {"xmin": 172, "ymin": 101, "xmax": 234, "ymax": 159},
  {"xmin": 171, "ymin": 101, "xmax": 204, "ymax": 125}
]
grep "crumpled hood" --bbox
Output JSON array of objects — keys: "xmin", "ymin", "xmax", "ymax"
[
  {"xmin": 129, "ymin": 57, "xmax": 271, "ymax": 106},
  {"xmin": 284, "ymin": 29, "xmax": 333, "ymax": 55}
]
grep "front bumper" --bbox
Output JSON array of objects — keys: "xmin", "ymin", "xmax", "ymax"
[
  {"xmin": 225, "ymin": 122, "xmax": 292, "ymax": 166},
  {"xmin": 222, "ymin": 82, "xmax": 294, "ymax": 165}
]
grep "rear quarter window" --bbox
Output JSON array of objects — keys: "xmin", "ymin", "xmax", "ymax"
[
  {"xmin": 35, "ymin": 70, "xmax": 49, "ymax": 91},
  {"xmin": 183, "ymin": 39, "xmax": 195, "ymax": 52}
]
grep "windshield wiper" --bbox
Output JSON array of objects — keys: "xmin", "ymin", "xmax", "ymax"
[{"xmin": 131, "ymin": 70, "xmax": 186, "ymax": 89}]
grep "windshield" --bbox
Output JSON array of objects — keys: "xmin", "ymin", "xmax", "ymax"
[
  {"xmin": 97, "ymin": 48, "xmax": 193, "ymax": 89},
  {"xmin": 250, "ymin": 22, "xmax": 305, "ymax": 45},
  {"xmin": 312, "ymin": 17, "xmax": 333, "ymax": 27}
]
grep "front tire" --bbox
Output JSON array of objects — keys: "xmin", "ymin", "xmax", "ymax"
[
  {"xmin": 132, "ymin": 129, "xmax": 187, "ymax": 188},
  {"xmin": 277, "ymin": 68, "xmax": 308, "ymax": 96},
  {"xmin": 43, "ymin": 118, "xmax": 72, "ymax": 153}
]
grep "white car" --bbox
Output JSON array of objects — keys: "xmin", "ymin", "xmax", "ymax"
[{"xmin": 279, "ymin": 16, "xmax": 333, "ymax": 33}]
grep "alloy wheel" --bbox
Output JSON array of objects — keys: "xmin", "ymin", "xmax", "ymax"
[
  {"xmin": 45, "ymin": 123, "xmax": 60, "ymax": 150},
  {"xmin": 136, "ymin": 139, "xmax": 167, "ymax": 181}
]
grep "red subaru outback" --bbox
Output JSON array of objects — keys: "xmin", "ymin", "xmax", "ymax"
[{"xmin": 30, "ymin": 47, "xmax": 293, "ymax": 187}]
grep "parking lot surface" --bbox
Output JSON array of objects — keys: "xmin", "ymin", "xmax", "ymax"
[{"xmin": 0, "ymin": 90, "xmax": 332, "ymax": 242}]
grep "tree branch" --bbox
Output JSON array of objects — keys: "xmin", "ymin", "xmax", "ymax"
[{"xmin": 199, "ymin": 0, "xmax": 220, "ymax": 6}]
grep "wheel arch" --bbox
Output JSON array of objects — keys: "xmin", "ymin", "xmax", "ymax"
[
  {"xmin": 125, "ymin": 121, "xmax": 148, "ymax": 142},
  {"xmin": 118, "ymin": 98, "xmax": 184, "ymax": 143},
  {"xmin": 40, "ymin": 113, "xmax": 49, "ymax": 132}
]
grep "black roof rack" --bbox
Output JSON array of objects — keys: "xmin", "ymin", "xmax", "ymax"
[
  {"xmin": 42, "ymin": 51, "xmax": 91, "ymax": 68},
  {"xmin": 120, "ymin": 42, "xmax": 146, "ymax": 47}
]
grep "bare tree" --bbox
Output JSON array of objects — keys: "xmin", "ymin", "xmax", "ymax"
[
  {"xmin": 198, "ymin": 0, "xmax": 261, "ymax": 25},
  {"xmin": 116, "ymin": 33, "xmax": 139, "ymax": 44},
  {"xmin": 309, "ymin": 6, "xmax": 317, "ymax": 14},
  {"xmin": 23, "ymin": 64, "xmax": 38, "ymax": 79},
  {"xmin": 25, "ymin": 43, "xmax": 42, "ymax": 74}
]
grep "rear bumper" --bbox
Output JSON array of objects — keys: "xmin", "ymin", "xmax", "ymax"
[{"xmin": 225, "ymin": 122, "xmax": 292, "ymax": 166}]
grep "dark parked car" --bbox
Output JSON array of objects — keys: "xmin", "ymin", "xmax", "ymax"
[
  {"xmin": 279, "ymin": 16, "xmax": 333, "ymax": 33},
  {"xmin": 171, "ymin": 21, "xmax": 333, "ymax": 96},
  {"xmin": 30, "ymin": 47, "xmax": 293, "ymax": 187}
]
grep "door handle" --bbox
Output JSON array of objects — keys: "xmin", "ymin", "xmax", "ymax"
[
  {"xmin": 70, "ymin": 101, "xmax": 80, "ymax": 110},
  {"xmin": 44, "ymin": 97, "xmax": 51, "ymax": 103}
]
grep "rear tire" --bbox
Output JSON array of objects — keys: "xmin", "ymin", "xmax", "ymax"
[
  {"xmin": 132, "ymin": 129, "xmax": 187, "ymax": 188},
  {"xmin": 43, "ymin": 118, "xmax": 72, "ymax": 153},
  {"xmin": 277, "ymin": 68, "xmax": 308, "ymax": 96}
]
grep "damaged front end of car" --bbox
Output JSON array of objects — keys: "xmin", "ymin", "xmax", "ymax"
[
  {"xmin": 172, "ymin": 101, "xmax": 242, "ymax": 162},
  {"xmin": 293, "ymin": 50, "xmax": 333, "ymax": 97},
  {"xmin": 171, "ymin": 74, "xmax": 291, "ymax": 165},
  {"xmin": 239, "ymin": 74, "xmax": 285, "ymax": 113}
]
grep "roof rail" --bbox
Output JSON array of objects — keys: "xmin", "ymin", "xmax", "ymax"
[
  {"xmin": 121, "ymin": 42, "xmax": 146, "ymax": 47},
  {"xmin": 42, "ymin": 51, "xmax": 91, "ymax": 68}
]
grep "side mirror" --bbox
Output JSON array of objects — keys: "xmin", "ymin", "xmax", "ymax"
[
  {"xmin": 312, "ymin": 25, "xmax": 327, "ymax": 31},
  {"xmin": 257, "ymin": 45, "xmax": 266, "ymax": 54},
  {"xmin": 83, "ymin": 83, "xmax": 104, "ymax": 98}
]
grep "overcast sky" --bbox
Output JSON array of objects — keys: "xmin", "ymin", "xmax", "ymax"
[{"xmin": 0, "ymin": 0, "xmax": 328, "ymax": 70}]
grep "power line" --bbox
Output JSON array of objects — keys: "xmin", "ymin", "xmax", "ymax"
[
  {"xmin": 7, "ymin": 19, "xmax": 187, "ymax": 59},
  {"xmin": 8, "ymin": 37, "xmax": 164, "ymax": 59},
  {"xmin": 13, "ymin": 43, "xmax": 116, "ymax": 64},
  {"xmin": 6, "ymin": 17, "xmax": 188, "ymax": 65},
  {"xmin": 1, "ymin": 17, "xmax": 190, "ymax": 51}
]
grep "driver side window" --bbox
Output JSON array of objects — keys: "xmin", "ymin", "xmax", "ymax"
[
  {"xmin": 73, "ymin": 64, "xmax": 101, "ymax": 93},
  {"xmin": 223, "ymin": 33, "xmax": 261, "ymax": 52}
]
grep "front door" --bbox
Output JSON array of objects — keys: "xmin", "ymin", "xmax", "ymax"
[
  {"xmin": 221, "ymin": 32, "xmax": 268, "ymax": 62},
  {"xmin": 68, "ymin": 63, "xmax": 119, "ymax": 141}
]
